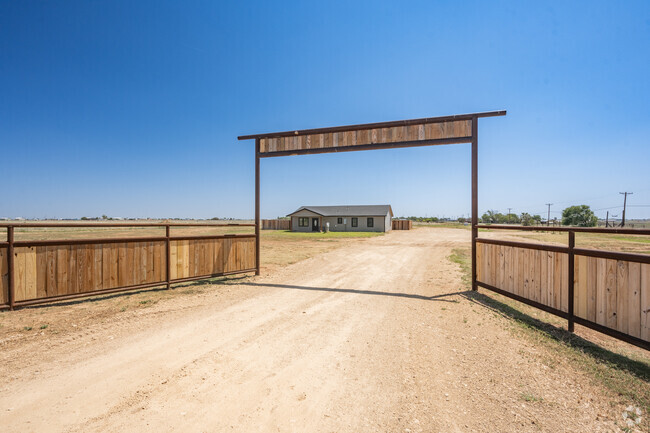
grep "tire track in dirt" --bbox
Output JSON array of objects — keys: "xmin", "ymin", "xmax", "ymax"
[{"xmin": 0, "ymin": 229, "xmax": 632, "ymax": 432}]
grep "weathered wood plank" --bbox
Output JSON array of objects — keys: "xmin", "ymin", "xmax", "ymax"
[
  {"xmin": 575, "ymin": 255, "xmax": 588, "ymax": 319},
  {"xmin": 641, "ymin": 264, "xmax": 650, "ymax": 342},
  {"xmin": 587, "ymin": 256, "xmax": 598, "ymax": 322},
  {"xmin": 560, "ymin": 254, "xmax": 569, "ymax": 313},
  {"xmin": 628, "ymin": 262, "xmax": 641, "ymax": 339},
  {"xmin": 259, "ymin": 119, "xmax": 472, "ymax": 155},
  {"xmin": 605, "ymin": 259, "xmax": 617, "ymax": 329},
  {"xmin": 596, "ymin": 258, "xmax": 607, "ymax": 326},
  {"xmin": 14, "ymin": 247, "xmax": 26, "ymax": 301},
  {"xmin": 0, "ymin": 248, "xmax": 7, "ymax": 304},
  {"xmin": 93, "ymin": 244, "xmax": 103, "ymax": 291},
  {"xmin": 56, "ymin": 246, "xmax": 68, "ymax": 297},
  {"xmin": 616, "ymin": 260, "xmax": 629, "ymax": 334},
  {"xmin": 36, "ymin": 246, "xmax": 47, "ymax": 298},
  {"xmin": 24, "ymin": 247, "xmax": 37, "ymax": 301},
  {"xmin": 170, "ymin": 241, "xmax": 178, "ymax": 280}
]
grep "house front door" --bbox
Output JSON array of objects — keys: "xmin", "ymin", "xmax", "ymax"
[{"xmin": 312, "ymin": 218, "xmax": 319, "ymax": 232}]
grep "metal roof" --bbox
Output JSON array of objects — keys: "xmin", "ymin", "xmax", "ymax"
[{"xmin": 287, "ymin": 205, "xmax": 393, "ymax": 217}]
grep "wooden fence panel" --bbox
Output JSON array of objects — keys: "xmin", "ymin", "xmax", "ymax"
[
  {"xmin": 573, "ymin": 255, "xmax": 649, "ymax": 341},
  {"xmin": 392, "ymin": 220, "xmax": 412, "ymax": 230},
  {"xmin": 262, "ymin": 219, "xmax": 291, "ymax": 230},
  {"xmin": 11, "ymin": 241, "xmax": 168, "ymax": 302},
  {"xmin": 170, "ymin": 237, "xmax": 255, "ymax": 279},
  {"xmin": 478, "ymin": 240, "xmax": 650, "ymax": 345},
  {"xmin": 476, "ymin": 243, "xmax": 567, "ymax": 312}
]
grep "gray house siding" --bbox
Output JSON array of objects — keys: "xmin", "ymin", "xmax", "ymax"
[
  {"xmin": 287, "ymin": 205, "xmax": 393, "ymax": 233},
  {"xmin": 290, "ymin": 210, "xmax": 321, "ymax": 232},
  {"xmin": 321, "ymin": 215, "xmax": 386, "ymax": 232}
]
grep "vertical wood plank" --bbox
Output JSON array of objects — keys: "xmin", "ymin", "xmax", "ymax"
[
  {"xmin": 45, "ymin": 246, "xmax": 57, "ymax": 297},
  {"xmin": 560, "ymin": 254, "xmax": 569, "ymax": 313},
  {"xmin": 539, "ymin": 249, "xmax": 548, "ymax": 306},
  {"xmin": 596, "ymin": 258, "xmax": 607, "ymax": 326},
  {"xmin": 36, "ymin": 246, "xmax": 47, "ymax": 298},
  {"xmin": 605, "ymin": 259, "xmax": 617, "ymax": 329},
  {"xmin": 102, "ymin": 244, "xmax": 112, "ymax": 289},
  {"xmin": 14, "ymin": 248, "xmax": 26, "ymax": 301},
  {"xmin": 24, "ymin": 247, "xmax": 37, "ymax": 301},
  {"xmin": 476, "ymin": 242, "xmax": 482, "ymax": 282},
  {"xmin": 56, "ymin": 246, "xmax": 68, "ymax": 297},
  {"xmin": 0, "ymin": 248, "xmax": 7, "ymax": 304},
  {"xmin": 170, "ymin": 241, "xmax": 178, "ymax": 280},
  {"xmin": 93, "ymin": 244, "xmax": 103, "ymax": 291},
  {"xmin": 189, "ymin": 240, "xmax": 196, "ymax": 277},
  {"xmin": 553, "ymin": 252, "xmax": 563, "ymax": 311},
  {"xmin": 641, "ymin": 264, "xmax": 649, "ymax": 342},
  {"xmin": 575, "ymin": 255, "xmax": 588, "ymax": 319},
  {"xmin": 616, "ymin": 260, "xmax": 629, "ymax": 334},
  {"xmin": 587, "ymin": 257, "xmax": 598, "ymax": 322},
  {"xmin": 628, "ymin": 262, "xmax": 642, "ymax": 339},
  {"xmin": 118, "ymin": 243, "xmax": 128, "ymax": 287},
  {"xmin": 183, "ymin": 240, "xmax": 190, "ymax": 278}
]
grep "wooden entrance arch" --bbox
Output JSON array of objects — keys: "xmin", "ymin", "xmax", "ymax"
[{"xmin": 238, "ymin": 110, "xmax": 507, "ymax": 292}]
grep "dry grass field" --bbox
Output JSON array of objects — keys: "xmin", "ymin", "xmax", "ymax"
[{"xmin": 0, "ymin": 225, "xmax": 648, "ymax": 432}]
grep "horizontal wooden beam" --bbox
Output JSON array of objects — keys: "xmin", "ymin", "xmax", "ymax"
[
  {"xmin": 259, "ymin": 136, "xmax": 472, "ymax": 158},
  {"xmin": 238, "ymin": 110, "xmax": 505, "ymax": 140}
]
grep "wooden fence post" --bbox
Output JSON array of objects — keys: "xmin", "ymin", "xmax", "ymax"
[
  {"xmin": 471, "ymin": 116, "xmax": 478, "ymax": 291},
  {"xmin": 7, "ymin": 226, "xmax": 14, "ymax": 310},
  {"xmin": 568, "ymin": 231, "xmax": 575, "ymax": 332},
  {"xmin": 165, "ymin": 225, "xmax": 171, "ymax": 290},
  {"xmin": 255, "ymin": 138, "xmax": 261, "ymax": 276}
]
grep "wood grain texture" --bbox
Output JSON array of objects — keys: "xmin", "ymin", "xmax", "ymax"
[
  {"xmin": 476, "ymin": 242, "xmax": 649, "ymax": 343},
  {"xmin": 259, "ymin": 119, "xmax": 472, "ymax": 154},
  {"xmin": 0, "ymin": 247, "xmax": 7, "ymax": 305}
]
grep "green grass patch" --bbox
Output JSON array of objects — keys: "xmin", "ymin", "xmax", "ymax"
[{"xmin": 447, "ymin": 247, "xmax": 650, "ymax": 418}]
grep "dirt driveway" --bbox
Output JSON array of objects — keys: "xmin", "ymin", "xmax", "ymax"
[{"xmin": 0, "ymin": 229, "xmax": 644, "ymax": 432}]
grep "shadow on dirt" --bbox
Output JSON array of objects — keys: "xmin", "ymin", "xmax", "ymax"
[
  {"xmin": 240, "ymin": 281, "xmax": 461, "ymax": 302},
  {"xmin": 461, "ymin": 290, "xmax": 650, "ymax": 382}
]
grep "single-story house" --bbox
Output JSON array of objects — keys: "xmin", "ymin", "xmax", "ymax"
[{"xmin": 287, "ymin": 205, "xmax": 393, "ymax": 233}]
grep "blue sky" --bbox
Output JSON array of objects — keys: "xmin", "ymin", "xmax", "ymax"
[{"xmin": 2, "ymin": 1, "xmax": 649, "ymax": 220}]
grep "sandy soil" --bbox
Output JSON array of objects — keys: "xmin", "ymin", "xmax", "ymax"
[{"xmin": 0, "ymin": 228, "xmax": 645, "ymax": 432}]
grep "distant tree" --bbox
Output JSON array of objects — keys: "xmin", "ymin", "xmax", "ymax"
[
  {"xmin": 80, "ymin": 216, "xmax": 89, "ymax": 220},
  {"xmin": 457, "ymin": 217, "xmax": 467, "ymax": 223},
  {"xmin": 562, "ymin": 205, "xmax": 598, "ymax": 227}
]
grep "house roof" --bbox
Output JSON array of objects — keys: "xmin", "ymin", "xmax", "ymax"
[{"xmin": 287, "ymin": 205, "xmax": 393, "ymax": 218}]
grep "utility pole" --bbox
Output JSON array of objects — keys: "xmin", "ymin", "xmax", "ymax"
[
  {"xmin": 507, "ymin": 207, "xmax": 512, "ymax": 224},
  {"xmin": 620, "ymin": 192, "xmax": 633, "ymax": 227},
  {"xmin": 605, "ymin": 211, "xmax": 609, "ymax": 228},
  {"xmin": 545, "ymin": 203, "xmax": 552, "ymax": 227}
]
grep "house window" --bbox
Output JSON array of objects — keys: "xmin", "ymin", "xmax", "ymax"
[
  {"xmin": 367, "ymin": 217, "xmax": 374, "ymax": 227},
  {"xmin": 298, "ymin": 217, "xmax": 309, "ymax": 227},
  {"xmin": 351, "ymin": 217, "xmax": 358, "ymax": 227},
  {"xmin": 337, "ymin": 217, "xmax": 343, "ymax": 224}
]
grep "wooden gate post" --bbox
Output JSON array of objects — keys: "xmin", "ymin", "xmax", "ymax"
[
  {"xmin": 568, "ymin": 231, "xmax": 575, "ymax": 332},
  {"xmin": 7, "ymin": 226, "xmax": 15, "ymax": 310},
  {"xmin": 165, "ymin": 224, "xmax": 171, "ymax": 290},
  {"xmin": 255, "ymin": 138, "xmax": 261, "ymax": 276},
  {"xmin": 471, "ymin": 116, "xmax": 478, "ymax": 291}
]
